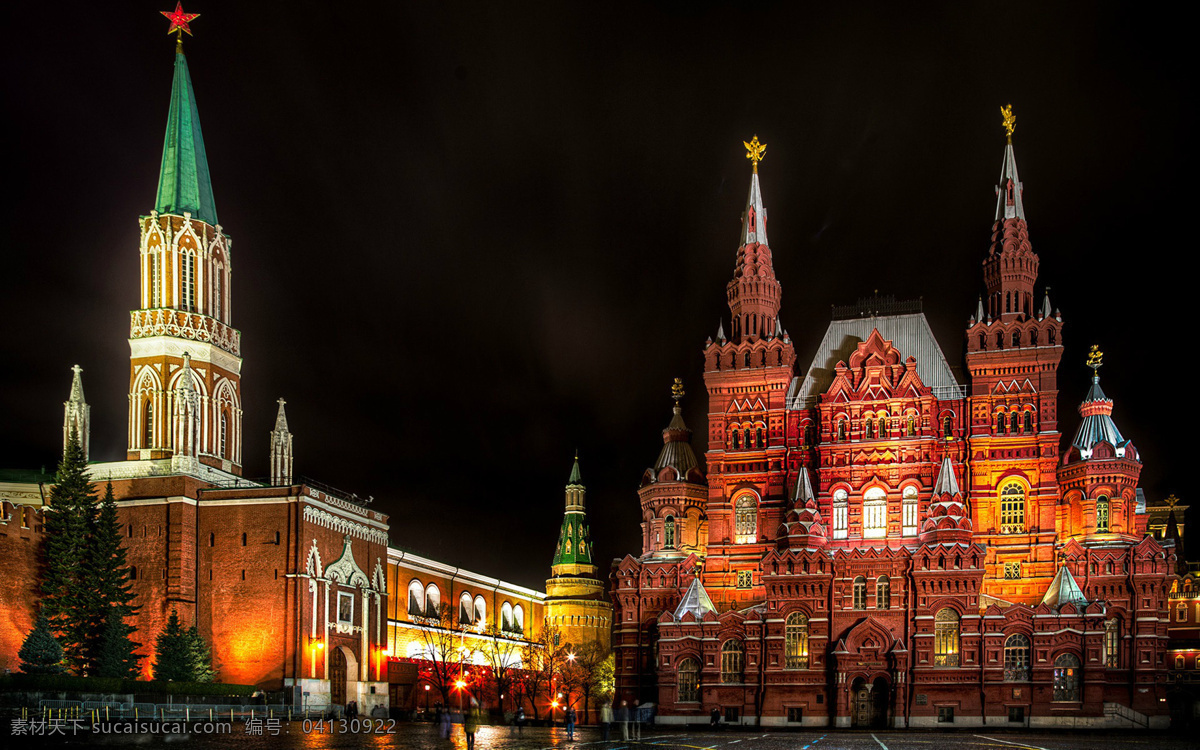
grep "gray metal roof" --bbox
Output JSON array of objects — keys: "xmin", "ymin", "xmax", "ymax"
[
  {"xmin": 933, "ymin": 456, "xmax": 961, "ymax": 495},
  {"xmin": 652, "ymin": 406, "xmax": 700, "ymax": 480},
  {"xmin": 673, "ymin": 577, "xmax": 717, "ymax": 621},
  {"xmin": 793, "ymin": 466, "xmax": 816, "ymax": 505},
  {"xmin": 740, "ymin": 172, "xmax": 768, "ymax": 247},
  {"xmin": 787, "ymin": 312, "xmax": 964, "ymax": 409},
  {"xmin": 995, "ymin": 141, "xmax": 1026, "ymax": 222},
  {"xmin": 1070, "ymin": 375, "xmax": 1130, "ymax": 459}
]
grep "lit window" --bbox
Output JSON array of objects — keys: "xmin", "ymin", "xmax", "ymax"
[
  {"xmin": 219, "ymin": 412, "xmax": 228, "ymax": 459},
  {"xmin": 501, "ymin": 602, "xmax": 514, "ymax": 632},
  {"xmin": 150, "ymin": 253, "xmax": 160, "ymax": 307},
  {"xmin": 1000, "ymin": 483, "xmax": 1025, "ymax": 534},
  {"xmin": 513, "ymin": 604, "xmax": 524, "ymax": 632},
  {"xmin": 1096, "ymin": 496, "xmax": 1110, "ymax": 533},
  {"xmin": 785, "ymin": 613, "xmax": 809, "ymax": 669},
  {"xmin": 863, "ymin": 487, "xmax": 887, "ymax": 539},
  {"xmin": 1003, "ymin": 634, "xmax": 1030, "ymax": 682},
  {"xmin": 474, "ymin": 596, "xmax": 486, "ymax": 627},
  {"xmin": 737, "ymin": 571, "xmax": 752, "ymax": 589},
  {"xmin": 1103, "ymin": 619, "xmax": 1118, "ymax": 668},
  {"xmin": 876, "ymin": 577, "xmax": 890, "ymax": 609},
  {"xmin": 720, "ymin": 640, "xmax": 744, "ymax": 683},
  {"xmin": 1052, "ymin": 654, "xmax": 1080, "ymax": 701},
  {"xmin": 678, "ymin": 658, "xmax": 700, "ymax": 702},
  {"xmin": 425, "ymin": 584, "xmax": 441, "ymax": 618},
  {"xmin": 902, "ymin": 486, "xmax": 918, "ymax": 537},
  {"xmin": 832, "ymin": 490, "xmax": 848, "ymax": 540},
  {"xmin": 734, "ymin": 496, "xmax": 757, "ymax": 543},
  {"xmin": 852, "ymin": 576, "xmax": 867, "ymax": 610},
  {"xmin": 214, "ymin": 268, "xmax": 222, "ymax": 319},
  {"xmin": 837, "ymin": 419, "xmax": 847, "ymax": 442},
  {"xmin": 408, "ymin": 580, "xmax": 425, "ymax": 617},
  {"xmin": 934, "ymin": 608, "xmax": 960, "ymax": 666},
  {"xmin": 459, "ymin": 592, "xmax": 473, "ymax": 625},
  {"xmin": 182, "ymin": 253, "xmax": 196, "ymax": 312},
  {"xmin": 943, "ymin": 416, "xmax": 953, "ymax": 438},
  {"xmin": 906, "ymin": 416, "xmax": 916, "ymax": 437},
  {"xmin": 1004, "ymin": 562, "xmax": 1022, "ymax": 580},
  {"xmin": 664, "ymin": 515, "xmax": 676, "ymax": 548}
]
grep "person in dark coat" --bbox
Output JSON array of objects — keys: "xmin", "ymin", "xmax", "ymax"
[
  {"xmin": 617, "ymin": 700, "xmax": 630, "ymax": 740},
  {"xmin": 565, "ymin": 705, "xmax": 577, "ymax": 740},
  {"xmin": 711, "ymin": 707, "xmax": 721, "ymax": 727}
]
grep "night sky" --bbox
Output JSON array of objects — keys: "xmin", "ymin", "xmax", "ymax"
[{"xmin": 2, "ymin": 3, "xmax": 1192, "ymax": 590}]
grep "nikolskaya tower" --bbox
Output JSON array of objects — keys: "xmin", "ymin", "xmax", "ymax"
[{"xmin": 126, "ymin": 23, "xmax": 243, "ymax": 475}]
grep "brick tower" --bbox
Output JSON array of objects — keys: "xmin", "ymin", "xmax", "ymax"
[
  {"xmin": 127, "ymin": 37, "xmax": 243, "ymax": 474},
  {"xmin": 545, "ymin": 456, "xmax": 612, "ymax": 649},
  {"xmin": 964, "ymin": 108, "xmax": 1064, "ymax": 603}
]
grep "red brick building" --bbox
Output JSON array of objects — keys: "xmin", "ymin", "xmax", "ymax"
[{"xmin": 611, "ymin": 131, "xmax": 1176, "ymax": 728}]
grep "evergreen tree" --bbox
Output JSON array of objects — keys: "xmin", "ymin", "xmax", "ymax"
[
  {"xmin": 185, "ymin": 624, "xmax": 215, "ymax": 683},
  {"xmin": 18, "ymin": 614, "xmax": 65, "ymax": 675},
  {"xmin": 83, "ymin": 482, "xmax": 139, "ymax": 666},
  {"xmin": 153, "ymin": 609, "xmax": 192, "ymax": 682},
  {"xmin": 41, "ymin": 433, "xmax": 98, "ymax": 673},
  {"xmin": 94, "ymin": 606, "xmax": 142, "ymax": 679}
]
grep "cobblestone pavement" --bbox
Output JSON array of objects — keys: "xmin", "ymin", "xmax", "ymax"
[{"xmin": 5, "ymin": 719, "xmax": 1194, "ymax": 749}]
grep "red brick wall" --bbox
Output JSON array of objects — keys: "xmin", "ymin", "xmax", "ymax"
[{"xmin": 0, "ymin": 504, "xmax": 44, "ymax": 673}]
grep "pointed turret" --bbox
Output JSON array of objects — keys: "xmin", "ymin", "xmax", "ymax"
[
  {"xmin": 921, "ymin": 457, "xmax": 973, "ymax": 545},
  {"xmin": 270, "ymin": 398, "xmax": 294, "ymax": 485},
  {"xmin": 155, "ymin": 44, "xmax": 218, "ymax": 225},
  {"xmin": 1070, "ymin": 350, "xmax": 1136, "ymax": 461},
  {"xmin": 932, "ymin": 455, "xmax": 962, "ymax": 496},
  {"xmin": 981, "ymin": 106, "xmax": 1039, "ymax": 322},
  {"xmin": 551, "ymin": 454, "xmax": 595, "ymax": 574},
  {"xmin": 727, "ymin": 136, "xmax": 782, "ymax": 343},
  {"xmin": 1040, "ymin": 565, "xmax": 1089, "ymax": 611},
  {"xmin": 172, "ymin": 353, "xmax": 200, "ymax": 460},
  {"xmin": 782, "ymin": 466, "xmax": 827, "ymax": 549},
  {"xmin": 62, "ymin": 364, "xmax": 90, "ymax": 461},
  {"xmin": 672, "ymin": 577, "xmax": 717, "ymax": 621},
  {"xmin": 545, "ymin": 452, "xmax": 612, "ymax": 648},
  {"xmin": 639, "ymin": 380, "xmax": 708, "ymax": 559}
]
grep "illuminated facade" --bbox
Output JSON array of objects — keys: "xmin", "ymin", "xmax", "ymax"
[
  {"xmin": 612, "ymin": 127, "xmax": 1176, "ymax": 728},
  {"xmin": 545, "ymin": 457, "xmax": 613, "ymax": 651}
]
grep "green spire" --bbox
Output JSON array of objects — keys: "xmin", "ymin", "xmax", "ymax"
[
  {"xmin": 552, "ymin": 454, "xmax": 593, "ymax": 570},
  {"xmin": 568, "ymin": 451, "xmax": 582, "ymax": 484},
  {"xmin": 155, "ymin": 48, "xmax": 218, "ymax": 225}
]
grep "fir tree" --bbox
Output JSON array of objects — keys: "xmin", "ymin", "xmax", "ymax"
[
  {"xmin": 94, "ymin": 606, "xmax": 142, "ymax": 680},
  {"xmin": 41, "ymin": 433, "xmax": 98, "ymax": 673},
  {"xmin": 18, "ymin": 614, "xmax": 65, "ymax": 675},
  {"xmin": 185, "ymin": 624, "xmax": 215, "ymax": 683},
  {"xmin": 83, "ymin": 482, "xmax": 138, "ymax": 666},
  {"xmin": 153, "ymin": 609, "xmax": 192, "ymax": 682}
]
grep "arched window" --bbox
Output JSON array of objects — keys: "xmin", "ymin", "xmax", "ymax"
[
  {"xmin": 129, "ymin": 566, "xmax": 138, "ymax": 580},
  {"xmin": 734, "ymin": 496, "xmax": 757, "ymax": 543},
  {"xmin": 978, "ymin": 333, "xmax": 987, "ymax": 350},
  {"xmin": 501, "ymin": 602, "xmax": 514, "ymax": 632},
  {"xmin": 863, "ymin": 487, "xmax": 887, "ymax": 539},
  {"xmin": 756, "ymin": 427, "xmax": 764, "ymax": 448},
  {"xmin": 1053, "ymin": 654, "xmax": 1081, "ymax": 701},
  {"xmin": 1103, "ymin": 619, "xmax": 1119, "ymax": 668},
  {"xmin": 1030, "ymin": 328, "xmax": 1038, "ymax": 346},
  {"xmin": 744, "ymin": 428, "xmax": 753, "ymax": 449},
  {"xmin": 1003, "ymin": 634, "xmax": 1031, "ymax": 681},
  {"xmin": 150, "ymin": 252, "xmax": 161, "ymax": 307},
  {"xmin": 943, "ymin": 416, "xmax": 953, "ymax": 438},
  {"xmin": 996, "ymin": 331, "xmax": 1004, "ymax": 349},
  {"xmin": 220, "ymin": 412, "xmax": 228, "ymax": 458},
  {"xmin": 182, "ymin": 252, "xmax": 196, "ymax": 312},
  {"xmin": 1096, "ymin": 496, "xmax": 1110, "ymax": 533},
  {"xmin": 1049, "ymin": 328, "xmax": 1056, "ymax": 345},
  {"xmin": 996, "ymin": 412, "xmax": 1006, "ymax": 435},
  {"xmin": 876, "ymin": 576, "xmax": 891, "ymax": 609},
  {"xmin": 837, "ymin": 419, "xmax": 847, "ymax": 442},
  {"xmin": 1000, "ymin": 483, "xmax": 1026, "ymax": 534},
  {"xmin": 424, "ymin": 584, "xmax": 441, "ymax": 618},
  {"xmin": 513, "ymin": 604, "xmax": 524, "ymax": 633},
  {"xmin": 408, "ymin": 580, "xmax": 425, "ymax": 617},
  {"xmin": 832, "ymin": 489, "xmax": 848, "ymax": 540},
  {"xmin": 934, "ymin": 608, "xmax": 960, "ymax": 666},
  {"xmin": 907, "ymin": 416, "xmax": 916, "ymax": 437},
  {"xmin": 459, "ymin": 592, "xmax": 473, "ymax": 625},
  {"xmin": 852, "ymin": 576, "xmax": 867, "ymax": 610},
  {"xmin": 785, "ymin": 613, "xmax": 809, "ymax": 669},
  {"xmin": 664, "ymin": 516, "xmax": 676, "ymax": 548},
  {"xmin": 744, "ymin": 351, "xmax": 751, "ymax": 367},
  {"xmin": 1012, "ymin": 330, "xmax": 1021, "ymax": 347},
  {"xmin": 731, "ymin": 430, "xmax": 740, "ymax": 450},
  {"xmin": 143, "ymin": 399, "xmax": 154, "ymax": 448},
  {"xmin": 1010, "ymin": 411, "xmax": 1020, "ymax": 434},
  {"xmin": 213, "ymin": 268, "xmax": 223, "ymax": 320},
  {"xmin": 720, "ymin": 640, "xmax": 744, "ymax": 683},
  {"xmin": 474, "ymin": 596, "xmax": 486, "ymax": 627},
  {"xmin": 678, "ymin": 657, "xmax": 700, "ymax": 701},
  {"xmin": 902, "ymin": 485, "xmax": 918, "ymax": 536},
  {"xmin": 865, "ymin": 420, "xmax": 874, "ymax": 439},
  {"xmin": 879, "ymin": 416, "xmax": 888, "ymax": 438},
  {"xmin": 1024, "ymin": 411, "xmax": 1034, "ymax": 433}
]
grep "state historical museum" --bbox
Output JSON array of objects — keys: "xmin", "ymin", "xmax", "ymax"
[{"xmin": 611, "ymin": 130, "xmax": 1175, "ymax": 729}]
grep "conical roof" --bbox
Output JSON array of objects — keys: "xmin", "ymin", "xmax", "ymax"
[
  {"xmin": 155, "ymin": 48, "xmax": 218, "ymax": 225},
  {"xmin": 568, "ymin": 453, "xmax": 582, "ymax": 484},
  {"xmin": 68, "ymin": 364, "xmax": 85, "ymax": 404},
  {"xmin": 1040, "ymin": 565, "xmax": 1089, "ymax": 610},
  {"xmin": 651, "ymin": 405, "xmax": 700, "ymax": 481},
  {"xmin": 273, "ymin": 398, "xmax": 290, "ymax": 434},
  {"xmin": 1071, "ymin": 373, "xmax": 1130, "ymax": 458},
  {"xmin": 994, "ymin": 140, "xmax": 1025, "ymax": 222},
  {"xmin": 933, "ymin": 456, "xmax": 961, "ymax": 495},
  {"xmin": 740, "ymin": 171, "xmax": 768, "ymax": 246},
  {"xmin": 673, "ymin": 577, "xmax": 717, "ymax": 620}
]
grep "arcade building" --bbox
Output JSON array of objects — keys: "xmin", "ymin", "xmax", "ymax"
[{"xmin": 610, "ymin": 129, "xmax": 1177, "ymax": 729}]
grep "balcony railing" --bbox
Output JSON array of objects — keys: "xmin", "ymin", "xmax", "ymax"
[{"xmin": 130, "ymin": 308, "xmax": 241, "ymax": 356}]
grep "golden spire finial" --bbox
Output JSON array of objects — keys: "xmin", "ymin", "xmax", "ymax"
[
  {"xmin": 1001, "ymin": 104, "xmax": 1016, "ymax": 143},
  {"xmin": 1086, "ymin": 344, "xmax": 1104, "ymax": 372},
  {"xmin": 743, "ymin": 135, "xmax": 766, "ymax": 173},
  {"xmin": 1165, "ymin": 494, "xmax": 1180, "ymax": 508},
  {"xmin": 671, "ymin": 378, "xmax": 685, "ymax": 402}
]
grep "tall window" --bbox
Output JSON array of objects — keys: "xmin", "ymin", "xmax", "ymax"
[
  {"xmin": 785, "ymin": 613, "xmax": 809, "ymax": 669},
  {"xmin": 474, "ymin": 596, "xmax": 486, "ymax": 627},
  {"xmin": 182, "ymin": 253, "xmax": 196, "ymax": 312},
  {"xmin": 720, "ymin": 640, "xmax": 744, "ymax": 683},
  {"xmin": 863, "ymin": 487, "xmax": 887, "ymax": 539},
  {"xmin": 1010, "ymin": 411, "xmax": 1020, "ymax": 433},
  {"xmin": 143, "ymin": 400, "xmax": 154, "ymax": 448},
  {"xmin": 995, "ymin": 412, "xmax": 1006, "ymax": 435},
  {"xmin": 220, "ymin": 412, "xmax": 228, "ymax": 458},
  {"xmin": 865, "ymin": 420, "xmax": 874, "ymax": 439},
  {"xmin": 408, "ymin": 580, "xmax": 425, "ymax": 617},
  {"xmin": 943, "ymin": 416, "xmax": 953, "ymax": 438},
  {"xmin": 832, "ymin": 490, "xmax": 848, "ymax": 540},
  {"xmin": 878, "ymin": 416, "xmax": 888, "ymax": 438},
  {"xmin": 876, "ymin": 577, "xmax": 890, "ymax": 609},
  {"xmin": 1003, "ymin": 634, "xmax": 1030, "ymax": 682},
  {"xmin": 1000, "ymin": 482, "xmax": 1026, "ymax": 534},
  {"xmin": 501, "ymin": 602, "xmax": 514, "ymax": 632},
  {"xmin": 1104, "ymin": 619, "xmax": 1119, "ymax": 668},
  {"xmin": 424, "ymin": 584, "xmax": 441, "ymax": 618},
  {"xmin": 1096, "ymin": 496, "xmax": 1110, "ymax": 533},
  {"xmin": 1052, "ymin": 654, "xmax": 1081, "ymax": 701},
  {"xmin": 735, "ymin": 496, "xmax": 757, "ymax": 543},
  {"xmin": 459, "ymin": 592, "xmax": 473, "ymax": 625},
  {"xmin": 852, "ymin": 576, "xmax": 867, "ymax": 610},
  {"xmin": 678, "ymin": 658, "xmax": 700, "ymax": 702},
  {"xmin": 906, "ymin": 416, "xmax": 916, "ymax": 437},
  {"xmin": 934, "ymin": 608, "xmax": 960, "ymax": 666},
  {"xmin": 902, "ymin": 486, "xmax": 918, "ymax": 537},
  {"xmin": 150, "ymin": 253, "xmax": 160, "ymax": 307},
  {"xmin": 837, "ymin": 419, "xmax": 847, "ymax": 442},
  {"xmin": 214, "ymin": 268, "xmax": 223, "ymax": 320},
  {"xmin": 1024, "ymin": 410, "xmax": 1034, "ymax": 433},
  {"xmin": 513, "ymin": 604, "xmax": 524, "ymax": 633},
  {"xmin": 664, "ymin": 516, "xmax": 676, "ymax": 548}
]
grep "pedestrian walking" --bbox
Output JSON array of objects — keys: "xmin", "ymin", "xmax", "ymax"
[
  {"xmin": 710, "ymin": 707, "xmax": 721, "ymax": 728},
  {"xmin": 566, "ymin": 705, "xmax": 577, "ymax": 740},
  {"xmin": 514, "ymin": 705, "xmax": 526, "ymax": 735},
  {"xmin": 439, "ymin": 705, "xmax": 452, "ymax": 739},
  {"xmin": 632, "ymin": 699, "xmax": 642, "ymax": 739},
  {"xmin": 464, "ymin": 698, "xmax": 480, "ymax": 750},
  {"xmin": 617, "ymin": 700, "xmax": 630, "ymax": 740},
  {"xmin": 600, "ymin": 701, "xmax": 613, "ymax": 740}
]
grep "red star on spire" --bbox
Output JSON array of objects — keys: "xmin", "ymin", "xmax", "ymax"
[{"xmin": 161, "ymin": 2, "xmax": 200, "ymax": 37}]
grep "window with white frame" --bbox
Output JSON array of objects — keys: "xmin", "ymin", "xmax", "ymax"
[
  {"xmin": 902, "ymin": 485, "xmax": 918, "ymax": 536},
  {"xmin": 999, "ymin": 482, "xmax": 1026, "ymax": 534},
  {"xmin": 474, "ymin": 595, "xmax": 486, "ymax": 627},
  {"xmin": 424, "ymin": 583, "xmax": 440, "ymax": 618},
  {"xmin": 1096, "ymin": 495, "xmax": 1110, "ymax": 533},
  {"xmin": 337, "ymin": 592, "xmax": 354, "ymax": 624},
  {"xmin": 408, "ymin": 580, "xmax": 425, "ymax": 617},
  {"xmin": 214, "ymin": 267, "xmax": 223, "ymax": 320},
  {"xmin": 513, "ymin": 604, "xmax": 524, "ymax": 633},
  {"xmin": 182, "ymin": 252, "xmax": 196, "ymax": 312},
  {"xmin": 734, "ymin": 495, "xmax": 757, "ymax": 543},
  {"xmin": 833, "ymin": 489, "xmax": 848, "ymax": 540},
  {"xmin": 863, "ymin": 487, "xmax": 887, "ymax": 538},
  {"xmin": 501, "ymin": 601, "xmax": 514, "ymax": 632},
  {"xmin": 151, "ymin": 252, "xmax": 161, "ymax": 307},
  {"xmin": 459, "ymin": 592, "xmax": 473, "ymax": 624}
]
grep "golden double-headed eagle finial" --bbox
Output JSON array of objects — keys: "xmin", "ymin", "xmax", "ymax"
[
  {"xmin": 671, "ymin": 378, "xmax": 685, "ymax": 402},
  {"xmin": 1001, "ymin": 104, "xmax": 1016, "ymax": 142},
  {"xmin": 1086, "ymin": 344, "xmax": 1104, "ymax": 371},
  {"xmin": 744, "ymin": 135, "xmax": 766, "ymax": 173}
]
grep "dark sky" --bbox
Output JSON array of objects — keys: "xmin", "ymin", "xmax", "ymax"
[{"xmin": 2, "ymin": 2, "xmax": 1192, "ymax": 590}]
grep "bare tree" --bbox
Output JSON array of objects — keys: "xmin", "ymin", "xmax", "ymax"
[
  {"xmin": 481, "ymin": 625, "xmax": 524, "ymax": 713},
  {"xmin": 415, "ymin": 603, "xmax": 466, "ymax": 710},
  {"xmin": 517, "ymin": 625, "xmax": 564, "ymax": 721}
]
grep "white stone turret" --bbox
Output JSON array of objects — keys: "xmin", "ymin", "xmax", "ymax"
[
  {"xmin": 270, "ymin": 398, "xmax": 294, "ymax": 485},
  {"xmin": 63, "ymin": 364, "xmax": 90, "ymax": 460}
]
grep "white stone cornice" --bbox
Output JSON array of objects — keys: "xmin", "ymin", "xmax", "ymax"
[{"xmin": 303, "ymin": 505, "xmax": 389, "ymax": 546}]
